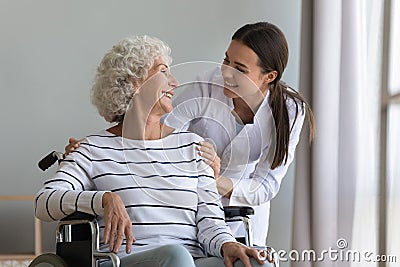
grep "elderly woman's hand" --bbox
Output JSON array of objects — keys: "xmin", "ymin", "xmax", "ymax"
[
  {"xmin": 196, "ymin": 141, "xmax": 221, "ymax": 178},
  {"xmin": 102, "ymin": 192, "xmax": 135, "ymax": 254},
  {"xmin": 221, "ymin": 242, "xmax": 272, "ymax": 267}
]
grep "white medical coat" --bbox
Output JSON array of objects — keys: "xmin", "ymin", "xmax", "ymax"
[{"xmin": 163, "ymin": 67, "xmax": 305, "ymax": 245}]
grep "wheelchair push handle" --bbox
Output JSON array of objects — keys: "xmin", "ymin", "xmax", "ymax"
[
  {"xmin": 38, "ymin": 151, "xmax": 63, "ymax": 171},
  {"xmin": 224, "ymin": 206, "xmax": 254, "ymax": 218}
]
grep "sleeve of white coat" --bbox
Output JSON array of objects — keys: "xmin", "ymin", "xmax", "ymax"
[
  {"xmin": 34, "ymin": 139, "xmax": 108, "ymax": 221},
  {"xmin": 229, "ymin": 102, "xmax": 306, "ymax": 206}
]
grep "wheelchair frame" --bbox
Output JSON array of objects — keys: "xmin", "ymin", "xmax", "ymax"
[
  {"xmin": 29, "ymin": 212, "xmax": 120, "ymax": 267},
  {"xmin": 56, "ymin": 214, "xmax": 120, "ymax": 266}
]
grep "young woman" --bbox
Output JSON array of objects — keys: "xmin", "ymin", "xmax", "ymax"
[
  {"xmin": 35, "ymin": 35, "xmax": 270, "ymax": 267},
  {"xmin": 66, "ymin": 22, "xmax": 315, "ymax": 247}
]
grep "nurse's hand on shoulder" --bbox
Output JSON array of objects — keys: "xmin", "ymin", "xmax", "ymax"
[
  {"xmin": 197, "ymin": 141, "xmax": 221, "ymax": 177},
  {"xmin": 197, "ymin": 140, "xmax": 234, "ymax": 198},
  {"xmin": 221, "ymin": 242, "xmax": 267, "ymax": 267},
  {"xmin": 64, "ymin": 137, "xmax": 80, "ymax": 158}
]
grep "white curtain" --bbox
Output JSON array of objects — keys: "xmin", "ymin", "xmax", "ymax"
[
  {"xmin": 292, "ymin": 0, "xmax": 382, "ymax": 266},
  {"xmin": 387, "ymin": 0, "xmax": 400, "ymax": 264}
]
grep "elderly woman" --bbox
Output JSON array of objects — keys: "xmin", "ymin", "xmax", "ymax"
[{"xmin": 35, "ymin": 36, "xmax": 271, "ymax": 267}]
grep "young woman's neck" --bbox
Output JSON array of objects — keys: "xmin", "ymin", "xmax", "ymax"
[{"xmin": 233, "ymin": 89, "xmax": 267, "ymax": 124}]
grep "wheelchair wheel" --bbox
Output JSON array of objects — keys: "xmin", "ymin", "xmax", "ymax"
[{"xmin": 28, "ymin": 253, "xmax": 69, "ymax": 267}]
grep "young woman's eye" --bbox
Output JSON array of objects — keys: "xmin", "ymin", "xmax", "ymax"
[
  {"xmin": 236, "ymin": 67, "xmax": 245, "ymax": 73},
  {"xmin": 161, "ymin": 69, "xmax": 168, "ymax": 75}
]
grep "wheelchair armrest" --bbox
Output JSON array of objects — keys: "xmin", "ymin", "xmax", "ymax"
[
  {"xmin": 52, "ymin": 213, "xmax": 121, "ymax": 266},
  {"xmin": 57, "ymin": 212, "xmax": 97, "ymax": 243},
  {"xmin": 61, "ymin": 212, "xmax": 96, "ymax": 222},
  {"xmin": 224, "ymin": 206, "xmax": 254, "ymax": 218}
]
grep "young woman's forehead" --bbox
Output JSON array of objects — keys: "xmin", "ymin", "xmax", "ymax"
[{"xmin": 226, "ymin": 40, "xmax": 259, "ymax": 65}]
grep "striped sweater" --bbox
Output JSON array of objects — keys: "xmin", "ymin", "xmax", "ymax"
[{"xmin": 35, "ymin": 130, "xmax": 236, "ymax": 258}]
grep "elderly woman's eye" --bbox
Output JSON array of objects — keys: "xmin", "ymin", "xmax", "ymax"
[{"xmin": 161, "ymin": 69, "xmax": 168, "ymax": 75}]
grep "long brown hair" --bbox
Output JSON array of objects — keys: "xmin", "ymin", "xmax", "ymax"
[{"xmin": 232, "ymin": 22, "xmax": 315, "ymax": 169}]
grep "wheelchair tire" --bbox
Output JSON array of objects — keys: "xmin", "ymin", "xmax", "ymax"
[{"xmin": 28, "ymin": 253, "xmax": 69, "ymax": 267}]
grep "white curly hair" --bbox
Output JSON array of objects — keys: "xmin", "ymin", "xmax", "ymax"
[{"xmin": 91, "ymin": 35, "xmax": 172, "ymax": 123}]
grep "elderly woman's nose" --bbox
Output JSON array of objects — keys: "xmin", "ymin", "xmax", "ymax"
[{"xmin": 168, "ymin": 75, "xmax": 179, "ymax": 88}]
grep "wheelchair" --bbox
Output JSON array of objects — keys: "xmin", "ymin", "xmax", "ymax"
[{"xmin": 30, "ymin": 151, "xmax": 279, "ymax": 267}]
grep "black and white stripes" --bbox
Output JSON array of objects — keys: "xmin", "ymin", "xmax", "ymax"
[{"xmin": 35, "ymin": 130, "xmax": 236, "ymax": 258}]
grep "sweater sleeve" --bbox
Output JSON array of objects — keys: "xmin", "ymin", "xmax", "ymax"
[
  {"xmin": 195, "ymin": 157, "xmax": 237, "ymax": 257},
  {"xmin": 34, "ymin": 138, "xmax": 108, "ymax": 221}
]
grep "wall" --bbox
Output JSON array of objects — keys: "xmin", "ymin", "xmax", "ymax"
[{"xmin": 0, "ymin": 0, "xmax": 301, "ymax": 262}]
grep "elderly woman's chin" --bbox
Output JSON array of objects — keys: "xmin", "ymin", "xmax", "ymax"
[{"xmin": 159, "ymin": 97, "xmax": 173, "ymax": 114}]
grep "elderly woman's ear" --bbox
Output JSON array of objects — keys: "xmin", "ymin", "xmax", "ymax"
[{"xmin": 130, "ymin": 79, "xmax": 141, "ymax": 93}]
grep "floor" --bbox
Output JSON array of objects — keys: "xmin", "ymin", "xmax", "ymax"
[{"xmin": 0, "ymin": 260, "xmax": 31, "ymax": 267}]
